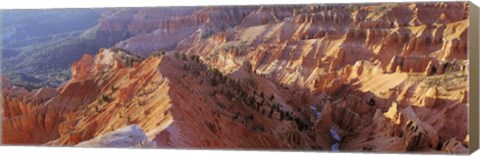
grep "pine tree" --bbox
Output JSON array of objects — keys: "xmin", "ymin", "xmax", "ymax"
[{"xmin": 181, "ymin": 53, "xmax": 188, "ymax": 61}]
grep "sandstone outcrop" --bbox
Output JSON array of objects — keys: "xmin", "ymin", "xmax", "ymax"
[{"xmin": 2, "ymin": 2, "xmax": 470, "ymax": 154}]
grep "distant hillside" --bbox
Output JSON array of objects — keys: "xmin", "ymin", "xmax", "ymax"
[
  {"xmin": 2, "ymin": 9, "xmax": 104, "ymax": 46},
  {"xmin": 1, "ymin": 9, "xmax": 109, "ymax": 89},
  {"xmin": 1, "ymin": 8, "xmax": 198, "ymax": 89}
]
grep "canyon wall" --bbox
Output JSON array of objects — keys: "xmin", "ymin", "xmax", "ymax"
[{"xmin": 1, "ymin": 2, "xmax": 470, "ymax": 154}]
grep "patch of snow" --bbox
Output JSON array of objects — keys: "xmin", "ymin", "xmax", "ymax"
[
  {"xmin": 330, "ymin": 127, "xmax": 341, "ymax": 142},
  {"xmin": 76, "ymin": 125, "xmax": 156, "ymax": 148},
  {"xmin": 310, "ymin": 106, "xmax": 321, "ymax": 119},
  {"xmin": 331, "ymin": 143, "xmax": 340, "ymax": 152}
]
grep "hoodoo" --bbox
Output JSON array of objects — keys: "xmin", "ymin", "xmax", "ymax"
[{"xmin": 2, "ymin": 2, "xmax": 470, "ymax": 154}]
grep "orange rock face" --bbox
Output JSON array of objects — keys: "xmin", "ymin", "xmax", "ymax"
[{"xmin": 1, "ymin": 2, "xmax": 470, "ymax": 154}]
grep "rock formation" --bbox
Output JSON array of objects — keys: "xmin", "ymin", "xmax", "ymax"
[{"xmin": 1, "ymin": 1, "xmax": 470, "ymax": 154}]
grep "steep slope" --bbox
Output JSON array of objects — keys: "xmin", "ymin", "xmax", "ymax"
[
  {"xmin": 1, "ymin": 7, "xmax": 198, "ymax": 89},
  {"xmin": 1, "ymin": 2, "xmax": 470, "ymax": 154},
  {"xmin": 170, "ymin": 2, "xmax": 469, "ymax": 153},
  {"xmin": 115, "ymin": 6, "xmax": 260, "ymax": 56},
  {"xmin": 1, "ymin": 9, "xmax": 108, "ymax": 88},
  {"xmin": 2, "ymin": 49, "xmax": 327, "ymax": 149},
  {"xmin": 176, "ymin": 2, "xmax": 468, "ymax": 91}
]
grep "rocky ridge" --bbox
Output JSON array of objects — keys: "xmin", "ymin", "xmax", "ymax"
[{"xmin": 1, "ymin": 2, "xmax": 470, "ymax": 154}]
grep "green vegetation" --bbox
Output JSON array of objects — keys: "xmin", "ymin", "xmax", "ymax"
[
  {"xmin": 368, "ymin": 98, "xmax": 376, "ymax": 106},
  {"xmin": 178, "ymin": 52, "xmax": 313, "ymax": 134},
  {"xmin": 97, "ymin": 94, "xmax": 110, "ymax": 105},
  {"xmin": 1, "ymin": 9, "xmax": 138, "ymax": 90},
  {"xmin": 127, "ymin": 115, "xmax": 132, "ymax": 123},
  {"xmin": 191, "ymin": 54, "xmax": 201, "ymax": 63},
  {"xmin": 1, "ymin": 9, "xmax": 146, "ymax": 89},
  {"xmin": 423, "ymin": 61, "xmax": 466, "ymax": 89},
  {"xmin": 151, "ymin": 51, "xmax": 159, "ymax": 57},
  {"xmin": 210, "ymin": 89, "xmax": 217, "ymax": 97},
  {"xmin": 270, "ymin": 94, "xmax": 275, "ymax": 101},
  {"xmin": 209, "ymin": 67, "xmax": 225, "ymax": 87},
  {"xmin": 125, "ymin": 57, "xmax": 134, "ymax": 67},
  {"xmin": 111, "ymin": 47, "xmax": 131, "ymax": 54},
  {"xmin": 181, "ymin": 53, "xmax": 188, "ymax": 61},
  {"xmin": 110, "ymin": 85, "xmax": 117, "ymax": 92},
  {"xmin": 151, "ymin": 50, "xmax": 166, "ymax": 57}
]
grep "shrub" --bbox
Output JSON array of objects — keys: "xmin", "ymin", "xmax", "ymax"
[
  {"xmin": 294, "ymin": 118, "xmax": 308, "ymax": 131},
  {"xmin": 270, "ymin": 94, "xmax": 275, "ymax": 101},
  {"xmin": 111, "ymin": 47, "xmax": 131, "ymax": 54},
  {"xmin": 110, "ymin": 85, "xmax": 116, "ymax": 91},
  {"xmin": 368, "ymin": 98, "xmax": 376, "ymax": 106},
  {"xmin": 101, "ymin": 94, "xmax": 110, "ymax": 102},
  {"xmin": 247, "ymin": 114, "xmax": 255, "ymax": 121},
  {"xmin": 181, "ymin": 53, "xmax": 188, "ymax": 61},
  {"xmin": 151, "ymin": 51, "xmax": 159, "ymax": 57},
  {"xmin": 97, "ymin": 98, "xmax": 103, "ymax": 105},
  {"xmin": 97, "ymin": 94, "xmax": 110, "ymax": 106},
  {"xmin": 256, "ymin": 124, "xmax": 265, "ymax": 132},
  {"xmin": 210, "ymin": 77, "xmax": 218, "ymax": 86},
  {"xmin": 127, "ymin": 116, "xmax": 132, "ymax": 123},
  {"xmin": 232, "ymin": 112, "xmax": 240, "ymax": 120},
  {"xmin": 210, "ymin": 90, "xmax": 217, "ymax": 97},
  {"xmin": 268, "ymin": 109, "xmax": 274, "ymax": 118},
  {"xmin": 191, "ymin": 55, "xmax": 201, "ymax": 63},
  {"xmin": 125, "ymin": 57, "xmax": 134, "ymax": 67}
]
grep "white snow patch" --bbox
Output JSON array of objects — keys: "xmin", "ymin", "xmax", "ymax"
[
  {"xmin": 76, "ymin": 125, "xmax": 156, "ymax": 148},
  {"xmin": 330, "ymin": 127, "xmax": 341, "ymax": 142},
  {"xmin": 331, "ymin": 143, "xmax": 340, "ymax": 152}
]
